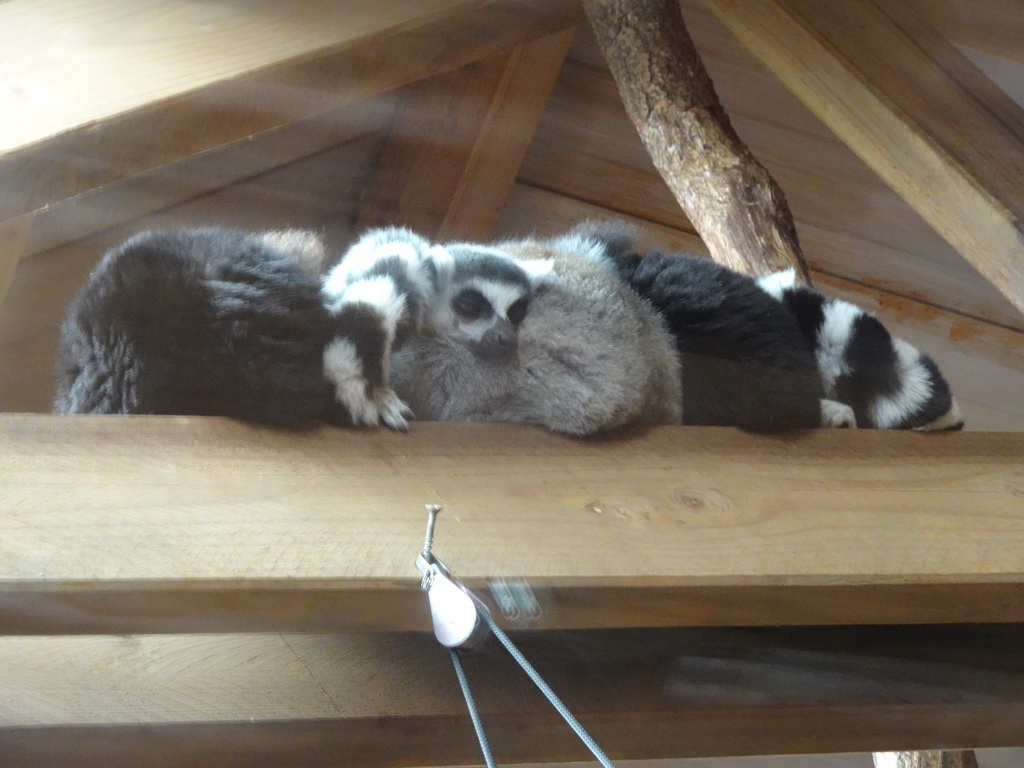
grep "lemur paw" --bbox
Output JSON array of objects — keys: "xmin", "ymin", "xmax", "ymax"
[
  {"xmin": 324, "ymin": 338, "xmax": 411, "ymax": 431},
  {"xmin": 821, "ymin": 398, "xmax": 857, "ymax": 429},
  {"xmin": 375, "ymin": 387, "xmax": 415, "ymax": 432}
]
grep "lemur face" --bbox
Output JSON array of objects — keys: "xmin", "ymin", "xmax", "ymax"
[{"xmin": 432, "ymin": 244, "xmax": 552, "ymax": 359}]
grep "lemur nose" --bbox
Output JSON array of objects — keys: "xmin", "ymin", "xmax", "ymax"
[{"xmin": 477, "ymin": 320, "xmax": 517, "ymax": 359}]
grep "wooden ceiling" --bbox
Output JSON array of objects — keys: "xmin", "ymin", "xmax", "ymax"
[{"xmin": 0, "ymin": 0, "xmax": 1021, "ymax": 428}]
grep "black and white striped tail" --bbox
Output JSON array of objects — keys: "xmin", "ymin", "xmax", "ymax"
[{"xmin": 758, "ymin": 270, "xmax": 964, "ymax": 431}]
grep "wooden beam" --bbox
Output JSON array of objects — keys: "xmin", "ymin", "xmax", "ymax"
[
  {"xmin": 357, "ymin": 28, "xmax": 577, "ymax": 241},
  {"xmin": 3, "ymin": 625, "xmax": 1024, "ymax": 766},
  {"xmin": 15, "ymin": 95, "xmax": 397, "ymax": 267},
  {"xmin": 701, "ymin": 0, "xmax": 1024, "ymax": 317},
  {"xmin": 581, "ymin": 0, "xmax": 811, "ymax": 279},
  {"xmin": 2, "ymin": 414, "xmax": 1023, "ymax": 634}
]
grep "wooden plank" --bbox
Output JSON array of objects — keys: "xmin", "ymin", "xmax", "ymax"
[
  {"xmin": 701, "ymin": 0, "xmax": 1024, "ymax": 317},
  {"xmin": 522, "ymin": 49, "xmax": 1024, "ymax": 329},
  {"xmin": 2, "ymin": 626, "xmax": 1024, "ymax": 765},
  {"xmin": 1, "ymin": 414, "xmax": 1023, "ymax": 634},
  {"xmin": 357, "ymin": 28, "xmax": 576, "ymax": 241},
  {"xmin": 0, "ymin": 0, "xmax": 585, "ymax": 224},
  {"xmin": 495, "ymin": 184, "xmax": 1024, "ymax": 432}
]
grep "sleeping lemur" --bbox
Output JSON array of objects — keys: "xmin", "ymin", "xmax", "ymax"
[
  {"xmin": 55, "ymin": 225, "xmax": 681, "ymax": 435},
  {"xmin": 582, "ymin": 222, "xmax": 961, "ymax": 431},
  {"xmin": 55, "ymin": 223, "xmax": 960, "ymax": 435},
  {"xmin": 384, "ymin": 228, "xmax": 682, "ymax": 435}
]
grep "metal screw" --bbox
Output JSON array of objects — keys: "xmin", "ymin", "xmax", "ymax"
[{"xmin": 422, "ymin": 504, "xmax": 443, "ymax": 559}]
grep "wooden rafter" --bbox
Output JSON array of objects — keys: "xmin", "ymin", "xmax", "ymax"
[
  {"xmin": 703, "ymin": 0, "xmax": 1024, "ymax": 317},
  {"xmin": 357, "ymin": 28, "xmax": 577, "ymax": 242}
]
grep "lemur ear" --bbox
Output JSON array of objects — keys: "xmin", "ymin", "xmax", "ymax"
[{"xmin": 517, "ymin": 257, "xmax": 554, "ymax": 286}]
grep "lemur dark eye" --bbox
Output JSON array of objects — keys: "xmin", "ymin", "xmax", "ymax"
[
  {"xmin": 507, "ymin": 297, "xmax": 529, "ymax": 326},
  {"xmin": 452, "ymin": 289, "xmax": 492, "ymax": 321}
]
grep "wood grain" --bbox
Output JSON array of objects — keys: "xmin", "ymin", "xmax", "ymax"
[
  {"xmin": 18, "ymin": 94, "xmax": 398, "ymax": 263},
  {"xmin": 1, "ymin": 414, "xmax": 1023, "ymax": 633},
  {"xmin": 357, "ymin": 28, "xmax": 576, "ymax": 241},
  {"xmin": 702, "ymin": 0, "xmax": 1024, "ymax": 317},
  {"xmin": 2, "ymin": 625, "xmax": 1024, "ymax": 765}
]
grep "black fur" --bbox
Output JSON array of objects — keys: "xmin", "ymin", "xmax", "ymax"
[
  {"xmin": 772, "ymin": 281, "xmax": 961, "ymax": 431},
  {"xmin": 54, "ymin": 228, "xmax": 334, "ymax": 425},
  {"xmin": 611, "ymin": 247, "xmax": 825, "ymax": 431}
]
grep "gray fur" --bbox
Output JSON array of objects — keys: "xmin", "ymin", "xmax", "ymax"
[{"xmin": 389, "ymin": 232, "xmax": 682, "ymax": 436}]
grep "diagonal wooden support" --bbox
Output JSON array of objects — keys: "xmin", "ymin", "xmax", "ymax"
[
  {"xmin": 357, "ymin": 28, "xmax": 577, "ymax": 242},
  {"xmin": 702, "ymin": 0, "xmax": 1024, "ymax": 317},
  {"xmin": 581, "ymin": 0, "xmax": 811, "ymax": 280}
]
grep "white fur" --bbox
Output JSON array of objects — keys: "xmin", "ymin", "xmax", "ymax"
[
  {"xmin": 869, "ymin": 338, "xmax": 932, "ymax": 429},
  {"xmin": 546, "ymin": 234, "xmax": 617, "ymax": 269},
  {"xmin": 816, "ymin": 300, "xmax": 862, "ymax": 391},
  {"xmin": 915, "ymin": 398, "xmax": 963, "ymax": 432},
  {"xmin": 756, "ymin": 269, "xmax": 797, "ymax": 300},
  {"xmin": 820, "ymin": 398, "xmax": 857, "ymax": 428},
  {"xmin": 430, "ymin": 277, "xmax": 531, "ymax": 342},
  {"xmin": 335, "ymin": 276, "xmax": 406, "ymax": 336},
  {"xmin": 517, "ymin": 257, "xmax": 554, "ymax": 283},
  {"xmin": 322, "ymin": 338, "xmax": 411, "ymax": 430},
  {"xmin": 323, "ymin": 228, "xmax": 435, "ymax": 306},
  {"xmin": 323, "ymin": 338, "xmax": 373, "ymax": 423}
]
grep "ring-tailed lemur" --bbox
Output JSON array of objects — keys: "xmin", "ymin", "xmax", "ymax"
[
  {"xmin": 318, "ymin": 227, "xmax": 554, "ymax": 430},
  {"xmin": 386, "ymin": 229, "xmax": 682, "ymax": 434},
  {"xmin": 55, "ymin": 223, "xmax": 961, "ymax": 435}
]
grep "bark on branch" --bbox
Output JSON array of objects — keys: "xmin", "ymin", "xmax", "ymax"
[{"xmin": 582, "ymin": 0, "xmax": 811, "ymax": 281}]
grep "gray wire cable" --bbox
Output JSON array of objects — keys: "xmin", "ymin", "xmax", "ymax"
[
  {"xmin": 449, "ymin": 647, "xmax": 497, "ymax": 768},
  {"xmin": 477, "ymin": 608, "xmax": 618, "ymax": 768}
]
